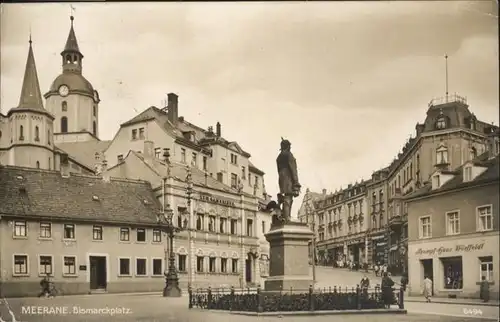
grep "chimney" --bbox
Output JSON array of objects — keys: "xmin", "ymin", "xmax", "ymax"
[
  {"xmin": 60, "ymin": 153, "xmax": 70, "ymax": 178},
  {"xmin": 216, "ymin": 122, "xmax": 221, "ymax": 137},
  {"xmin": 322, "ymin": 189, "xmax": 327, "ymax": 196},
  {"xmin": 144, "ymin": 141, "xmax": 154, "ymax": 159},
  {"xmin": 167, "ymin": 93, "xmax": 178, "ymax": 125}
]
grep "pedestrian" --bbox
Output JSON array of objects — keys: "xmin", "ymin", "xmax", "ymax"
[
  {"xmin": 422, "ymin": 275, "xmax": 433, "ymax": 303},
  {"xmin": 381, "ymin": 272, "xmax": 395, "ymax": 309},
  {"xmin": 38, "ymin": 273, "xmax": 51, "ymax": 298},
  {"xmin": 479, "ymin": 276, "xmax": 490, "ymax": 302},
  {"xmin": 374, "ymin": 264, "xmax": 379, "ymax": 277}
]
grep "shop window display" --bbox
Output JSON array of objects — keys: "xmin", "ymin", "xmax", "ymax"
[{"xmin": 441, "ymin": 256, "xmax": 463, "ymax": 289}]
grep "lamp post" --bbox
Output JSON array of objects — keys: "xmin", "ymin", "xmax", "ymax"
[{"xmin": 185, "ymin": 165, "xmax": 194, "ymax": 288}]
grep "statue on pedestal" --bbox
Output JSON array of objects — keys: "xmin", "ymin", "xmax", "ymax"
[{"xmin": 273, "ymin": 138, "xmax": 301, "ymax": 223}]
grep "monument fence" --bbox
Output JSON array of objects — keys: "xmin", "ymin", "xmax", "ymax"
[{"xmin": 188, "ymin": 285, "xmax": 405, "ymax": 312}]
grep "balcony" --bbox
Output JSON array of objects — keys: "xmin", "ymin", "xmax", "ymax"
[{"xmin": 388, "ymin": 214, "xmax": 403, "ymax": 228}]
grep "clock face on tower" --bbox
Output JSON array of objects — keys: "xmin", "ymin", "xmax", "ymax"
[{"xmin": 58, "ymin": 85, "xmax": 69, "ymax": 97}]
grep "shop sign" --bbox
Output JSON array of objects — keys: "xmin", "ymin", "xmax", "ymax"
[
  {"xmin": 371, "ymin": 235, "xmax": 385, "ymax": 241},
  {"xmin": 376, "ymin": 241, "xmax": 387, "ymax": 247},
  {"xmin": 414, "ymin": 242, "xmax": 485, "ymax": 256}
]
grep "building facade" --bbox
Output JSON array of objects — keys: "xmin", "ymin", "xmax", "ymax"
[
  {"xmin": 366, "ymin": 168, "xmax": 389, "ymax": 266},
  {"xmin": 406, "ymin": 146, "xmax": 499, "ymax": 299},
  {"xmin": 0, "ymin": 163, "xmax": 166, "ymax": 297}
]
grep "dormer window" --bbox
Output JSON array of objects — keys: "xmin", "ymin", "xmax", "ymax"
[
  {"xmin": 436, "ymin": 117, "xmax": 446, "ymax": 129},
  {"xmin": 464, "ymin": 166, "xmax": 472, "ymax": 182},
  {"xmin": 432, "ymin": 174, "xmax": 441, "ymax": 189},
  {"xmin": 436, "ymin": 145, "xmax": 448, "ymax": 165}
]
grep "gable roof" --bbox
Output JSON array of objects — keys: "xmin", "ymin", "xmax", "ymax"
[
  {"xmin": 248, "ymin": 160, "xmax": 265, "ymax": 175},
  {"xmin": 56, "ymin": 140, "xmax": 111, "ymax": 170},
  {"xmin": 406, "ymin": 152, "xmax": 499, "ymax": 200},
  {"xmin": 0, "ymin": 166, "xmax": 162, "ymax": 225}
]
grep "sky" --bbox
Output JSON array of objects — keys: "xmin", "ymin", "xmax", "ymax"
[{"xmin": 1, "ymin": 1, "xmax": 498, "ymax": 216}]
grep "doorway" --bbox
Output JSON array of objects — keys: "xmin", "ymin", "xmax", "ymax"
[
  {"xmin": 89, "ymin": 256, "xmax": 107, "ymax": 290},
  {"xmin": 245, "ymin": 254, "xmax": 252, "ymax": 283},
  {"xmin": 421, "ymin": 259, "xmax": 434, "ymax": 296}
]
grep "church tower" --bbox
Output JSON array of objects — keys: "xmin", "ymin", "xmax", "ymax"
[
  {"xmin": 44, "ymin": 15, "xmax": 100, "ymax": 144},
  {"xmin": 6, "ymin": 36, "xmax": 56, "ymax": 169}
]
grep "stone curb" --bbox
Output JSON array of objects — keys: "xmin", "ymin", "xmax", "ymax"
[
  {"xmin": 192, "ymin": 308, "xmax": 407, "ymax": 316},
  {"xmin": 405, "ymin": 298, "xmax": 500, "ymax": 307}
]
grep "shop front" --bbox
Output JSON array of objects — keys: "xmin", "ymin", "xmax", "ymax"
[
  {"xmin": 371, "ymin": 234, "xmax": 386, "ymax": 266},
  {"xmin": 408, "ymin": 234, "xmax": 499, "ymax": 300},
  {"xmin": 328, "ymin": 242, "xmax": 345, "ymax": 267},
  {"xmin": 346, "ymin": 236, "xmax": 366, "ymax": 268}
]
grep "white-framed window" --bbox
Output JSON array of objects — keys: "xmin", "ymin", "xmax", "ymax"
[
  {"xmin": 436, "ymin": 145, "xmax": 448, "ymax": 164},
  {"xmin": 62, "ymin": 256, "xmax": 77, "ymax": 276},
  {"xmin": 436, "ymin": 117, "xmax": 446, "ymax": 129},
  {"xmin": 13, "ymin": 221, "xmax": 27, "ymax": 237},
  {"xmin": 39, "ymin": 222, "xmax": 51, "ymax": 238},
  {"xmin": 479, "ymin": 256, "xmax": 493, "ymax": 282},
  {"xmin": 419, "ymin": 216, "xmax": 431, "ymax": 239},
  {"xmin": 38, "ymin": 255, "xmax": 53, "ymax": 276},
  {"xmin": 92, "ymin": 225, "xmax": 103, "ymax": 240},
  {"xmin": 219, "ymin": 218, "xmax": 227, "ymax": 234},
  {"xmin": 477, "ymin": 205, "xmax": 493, "ymax": 231},
  {"xmin": 135, "ymin": 257, "xmax": 147, "ymax": 276},
  {"xmin": 220, "ymin": 258, "xmax": 228, "ymax": 273},
  {"xmin": 13, "ymin": 254, "xmax": 29, "ymax": 276},
  {"xmin": 181, "ymin": 148, "xmax": 186, "ymax": 163},
  {"xmin": 63, "ymin": 224, "xmax": 75, "ymax": 239},
  {"xmin": 120, "ymin": 227, "xmax": 130, "ymax": 241},
  {"xmin": 196, "ymin": 256, "xmax": 204, "ymax": 272},
  {"xmin": 209, "ymin": 257, "xmax": 216, "ymax": 272},
  {"xmin": 231, "ymin": 258, "xmax": 238, "ymax": 273},
  {"xmin": 118, "ymin": 257, "xmax": 131, "ymax": 276},
  {"xmin": 463, "ymin": 166, "xmax": 472, "ymax": 182},
  {"xmin": 151, "ymin": 258, "xmax": 163, "ymax": 276},
  {"xmin": 446, "ymin": 211, "xmax": 460, "ymax": 235},
  {"xmin": 152, "ymin": 229, "xmax": 162, "ymax": 242}
]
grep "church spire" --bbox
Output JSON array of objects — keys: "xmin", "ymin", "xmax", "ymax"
[
  {"xmin": 61, "ymin": 15, "xmax": 83, "ymax": 73},
  {"xmin": 17, "ymin": 36, "xmax": 44, "ymax": 110}
]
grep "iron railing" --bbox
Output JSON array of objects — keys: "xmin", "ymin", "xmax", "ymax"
[
  {"xmin": 428, "ymin": 93, "xmax": 467, "ymax": 108},
  {"xmin": 189, "ymin": 285, "xmax": 404, "ymax": 312}
]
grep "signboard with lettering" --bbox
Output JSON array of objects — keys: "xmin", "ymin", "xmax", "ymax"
[
  {"xmin": 414, "ymin": 242, "xmax": 485, "ymax": 256},
  {"xmin": 199, "ymin": 193, "xmax": 236, "ymax": 207}
]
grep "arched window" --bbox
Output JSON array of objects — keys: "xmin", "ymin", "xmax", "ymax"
[
  {"xmin": 93, "ymin": 121, "xmax": 97, "ymax": 135},
  {"xmin": 61, "ymin": 117, "xmax": 68, "ymax": 133},
  {"xmin": 34, "ymin": 126, "xmax": 40, "ymax": 141},
  {"xmin": 436, "ymin": 117, "xmax": 446, "ymax": 129},
  {"xmin": 470, "ymin": 147, "xmax": 477, "ymax": 160},
  {"xmin": 62, "ymin": 101, "xmax": 68, "ymax": 111},
  {"xmin": 93, "ymin": 105, "xmax": 97, "ymax": 116},
  {"xmin": 48, "ymin": 157, "xmax": 51, "ymax": 170},
  {"xmin": 65, "ymin": 55, "xmax": 71, "ymax": 64},
  {"xmin": 19, "ymin": 125, "xmax": 24, "ymax": 140},
  {"xmin": 436, "ymin": 144, "xmax": 449, "ymax": 165},
  {"xmin": 47, "ymin": 130, "xmax": 51, "ymax": 145},
  {"xmin": 36, "ymin": 161, "xmax": 40, "ymax": 169}
]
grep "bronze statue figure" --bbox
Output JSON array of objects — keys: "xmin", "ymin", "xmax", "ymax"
[{"xmin": 276, "ymin": 138, "xmax": 301, "ymax": 222}]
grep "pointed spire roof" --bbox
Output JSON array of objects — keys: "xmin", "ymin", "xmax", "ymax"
[
  {"xmin": 17, "ymin": 36, "xmax": 44, "ymax": 110},
  {"xmin": 63, "ymin": 16, "xmax": 81, "ymax": 53}
]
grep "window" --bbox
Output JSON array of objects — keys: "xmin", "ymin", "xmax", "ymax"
[
  {"xmin": 47, "ymin": 130, "xmax": 51, "ymax": 145},
  {"xmin": 39, "ymin": 255, "xmax": 53, "ymax": 275},
  {"xmin": 217, "ymin": 172, "xmax": 223, "ymax": 183},
  {"xmin": 131, "ymin": 129, "xmax": 137, "ymax": 140},
  {"xmin": 220, "ymin": 258, "xmax": 227, "ymax": 273},
  {"xmin": 231, "ymin": 219, "xmax": 238, "ymax": 235},
  {"xmin": 14, "ymin": 255, "xmax": 28, "ymax": 275},
  {"xmin": 63, "ymin": 224, "xmax": 75, "ymax": 239},
  {"xmin": 255, "ymin": 176, "xmax": 260, "ymax": 189},
  {"xmin": 442, "ymin": 256, "xmax": 463, "ymax": 289},
  {"xmin": 62, "ymin": 101, "xmax": 67, "ymax": 111},
  {"xmin": 154, "ymin": 148, "xmax": 161, "ymax": 159},
  {"xmin": 432, "ymin": 175, "xmax": 440, "ymax": 188},
  {"xmin": 93, "ymin": 121, "xmax": 97, "ymax": 136},
  {"xmin": 219, "ymin": 218, "xmax": 227, "ymax": 233},
  {"xmin": 152, "ymin": 229, "xmax": 162, "ymax": 242},
  {"xmin": 208, "ymin": 216, "xmax": 216, "ymax": 232},
  {"xmin": 63, "ymin": 256, "xmax": 76, "ymax": 275},
  {"xmin": 196, "ymin": 256, "xmax": 204, "ymax": 272},
  {"xmin": 248, "ymin": 174, "xmax": 252, "ymax": 186},
  {"xmin": 209, "ymin": 257, "xmax": 216, "ymax": 272},
  {"xmin": 436, "ymin": 117, "xmax": 446, "ymax": 129},
  {"xmin": 196, "ymin": 214, "xmax": 204, "ymax": 230},
  {"xmin": 34, "ymin": 126, "xmax": 40, "ymax": 141},
  {"xmin": 119, "ymin": 258, "xmax": 131, "ymax": 275},
  {"xmin": 470, "ymin": 147, "xmax": 477, "ymax": 160},
  {"xmin": 477, "ymin": 205, "xmax": 493, "ymax": 231},
  {"xmin": 446, "ymin": 211, "xmax": 460, "ymax": 235},
  {"xmin": 93, "ymin": 225, "xmax": 103, "ymax": 240},
  {"xmin": 372, "ymin": 216, "xmax": 377, "ymax": 229},
  {"xmin": 178, "ymin": 254, "xmax": 187, "ymax": 272},
  {"xmin": 202, "ymin": 156, "xmax": 208, "ymax": 171},
  {"xmin": 117, "ymin": 154, "xmax": 124, "ymax": 163},
  {"xmin": 39, "ymin": 222, "xmax": 51, "ymax": 238},
  {"xmin": 61, "ymin": 117, "xmax": 68, "ymax": 133},
  {"xmin": 152, "ymin": 259, "xmax": 162, "ymax": 275},
  {"xmin": 191, "ymin": 152, "xmax": 197, "ymax": 167},
  {"xmin": 231, "ymin": 173, "xmax": 238, "ymax": 188},
  {"xmin": 246, "ymin": 219, "xmax": 253, "ymax": 236},
  {"xmin": 419, "ymin": 216, "xmax": 431, "ymax": 238},
  {"xmin": 262, "ymin": 221, "xmax": 266, "ymax": 234},
  {"xmin": 139, "ymin": 128, "xmax": 145, "ymax": 139},
  {"xmin": 19, "ymin": 125, "xmax": 24, "ymax": 140},
  {"xmin": 230, "ymin": 153, "xmax": 238, "ymax": 164},
  {"xmin": 479, "ymin": 256, "xmax": 493, "ymax": 282},
  {"xmin": 241, "ymin": 167, "xmax": 246, "ymax": 180},
  {"xmin": 464, "ymin": 166, "xmax": 472, "ymax": 182},
  {"xmin": 436, "ymin": 145, "xmax": 448, "ymax": 164},
  {"xmin": 136, "ymin": 228, "xmax": 146, "ymax": 242},
  {"xmin": 36, "ymin": 161, "xmax": 40, "ymax": 169},
  {"xmin": 181, "ymin": 148, "xmax": 186, "ymax": 163},
  {"xmin": 231, "ymin": 259, "xmax": 238, "ymax": 273},
  {"xmin": 136, "ymin": 258, "xmax": 147, "ymax": 276},
  {"xmin": 13, "ymin": 221, "xmax": 27, "ymax": 237},
  {"xmin": 120, "ymin": 228, "xmax": 130, "ymax": 241}
]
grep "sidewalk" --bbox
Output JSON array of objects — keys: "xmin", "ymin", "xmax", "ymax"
[{"xmin": 405, "ymin": 296, "xmax": 500, "ymax": 307}]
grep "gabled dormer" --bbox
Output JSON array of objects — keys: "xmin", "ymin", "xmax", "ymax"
[
  {"xmin": 430, "ymin": 169, "xmax": 456, "ymax": 190},
  {"xmin": 462, "ymin": 161, "xmax": 488, "ymax": 183}
]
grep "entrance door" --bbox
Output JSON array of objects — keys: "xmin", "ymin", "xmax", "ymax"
[
  {"xmin": 245, "ymin": 255, "xmax": 252, "ymax": 283},
  {"xmin": 421, "ymin": 259, "xmax": 434, "ymax": 296},
  {"xmin": 89, "ymin": 256, "xmax": 107, "ymax": 290},
  {"xmin": 352, "ymin": 245, "xmax": 359, "ymax": 264}
]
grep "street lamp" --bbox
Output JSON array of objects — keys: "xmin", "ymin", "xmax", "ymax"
[{"xmin": 185, "ymin": 165, "xmax": 194, "ymax": 288}]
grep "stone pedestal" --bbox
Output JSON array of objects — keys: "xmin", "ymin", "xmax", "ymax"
[{"xmin": 264, "ymin": 221, "xmax": 314, "ymax": 292}]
